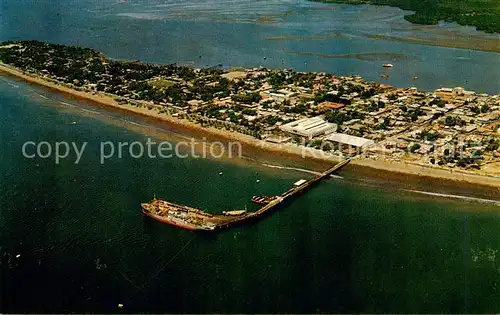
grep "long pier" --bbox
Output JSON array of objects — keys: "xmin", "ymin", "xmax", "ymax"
[
  {"xmin": 142, "ymin": 159, "xmax": 350, "ymax": 231},
  {"xmin": 215, "ymin": 159, "xmax": 351, "ymax": 228}
]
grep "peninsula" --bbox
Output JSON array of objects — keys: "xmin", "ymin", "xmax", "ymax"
[{"xmin": 1, "ymin": 41, "xmax": 499, "ymax": 187}]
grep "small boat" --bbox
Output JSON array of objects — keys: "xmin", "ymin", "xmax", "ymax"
[
  {"xmin": 223, "ymin": 210, "xmax": 247, "ymax": 216},
  {"xmin": 219, "ymin": 172, "xmax": 223, "ymax": 175},
  {"xmin": 380, "ymin": 73, "xmax": 389, "ymax": 79},
  {"xmin": 251, "ymin": 195, "xmax": 278, "ymax": 205},
  {"xmin": 382, "ymin": 63, "xmax": 393, "ymax": 68},
  {"xmin": 412, "ymin": 76, "xmax": 418, "ymax": 80}
]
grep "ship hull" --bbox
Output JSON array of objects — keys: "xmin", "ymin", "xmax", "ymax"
[{"xmin": 141, "ymin": 208, "xmax": 202, "ymax": 231}]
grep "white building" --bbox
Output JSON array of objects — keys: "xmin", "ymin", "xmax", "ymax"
[
  {"xmin": 280, "ymin": 116, "xmax": 337, "ymax": 139},
  {"xmin": 452, "ymin": 87, "xmax": 465, "ymax": 96},
  {"xmin": 326, "ymin": 133, "xmax": 375, "ymax": 148},
  {"xmin": 263, "ymin": 89, "xmax": 296, "ymax": 102},
  {"xmin": 436, "ymin": 87, "xmax": 453, "ymax": 93}
]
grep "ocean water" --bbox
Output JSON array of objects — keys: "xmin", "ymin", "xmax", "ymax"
[
  {"xmin": 0, "ymin": 0, "xmax": 499, "ymax": 94},
  {"xmin": 1, "ymin": 74, "xmax": 500, "ymax": 313}
]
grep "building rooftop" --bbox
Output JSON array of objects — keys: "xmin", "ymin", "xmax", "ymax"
[
  {"xmin": 280, "ymin": 116, "xmax": 336, "ymax": 138},
  {"xmin": 326, "ymin": 133, "xmax": 375, "ymax": 148}
]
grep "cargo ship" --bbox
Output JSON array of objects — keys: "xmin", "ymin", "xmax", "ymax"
[
  {"xmin": 141, "ymin": 198, "xmax": 217, "ymax": 231},
  {"xmin": 251, "ymin": 195, "xmax": 278, "ymax": 205}
]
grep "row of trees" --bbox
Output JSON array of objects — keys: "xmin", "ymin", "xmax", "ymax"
[{"xmin": 324, "ymin": 109, "xmax": 365, "ymax": 125}]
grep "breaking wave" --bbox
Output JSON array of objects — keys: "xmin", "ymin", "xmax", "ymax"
[
  {"xmin": 262, "ymin": 163, "xmax": 343, "ymax": 179},
  {"xmin": 406, "ymin": 190, "xmax": 500, "ymax": 206}
]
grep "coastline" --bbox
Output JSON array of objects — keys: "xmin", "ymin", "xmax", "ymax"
[
  {"xmin": 309, "ymin": 0, "xmax": 500, "ymax": 34},
  {"xmin": 1, "ymin": 63, "xmax": 499, "ymax": 191}
]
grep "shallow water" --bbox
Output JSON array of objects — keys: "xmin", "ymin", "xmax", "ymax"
[{"xmin": 1, "ymin": 0, "xmax": 499, "ymax": 93}]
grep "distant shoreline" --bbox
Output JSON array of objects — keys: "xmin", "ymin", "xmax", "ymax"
[
  {"xmin": 309, "ymin": 0, "xmax": 500, "ymax": 34},
  {"xmin": 1, "ymin": 63, "xmax": 499, "ymax": 190}
]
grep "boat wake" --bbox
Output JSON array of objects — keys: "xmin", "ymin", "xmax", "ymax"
[
  {"xmin": 261, "ymin": 163, "xmax": 343, "ymax": 179},
  {"xmin": 406, "ymin": 190, "xmax": 500, "ymax": 206}
]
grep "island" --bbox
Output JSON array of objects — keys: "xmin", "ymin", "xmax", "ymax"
[
  {"xmin": 311, "ymin": 0, "xmax": 500, "ymax": 33},
  {"xmin": 1, "ymin": 41, "xmax": 499, "ymax": 187}
]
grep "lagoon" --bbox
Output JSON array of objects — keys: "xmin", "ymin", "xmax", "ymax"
[{"xmin": 1, "ymin": 0, "xmax": 499, "ymax": 94}]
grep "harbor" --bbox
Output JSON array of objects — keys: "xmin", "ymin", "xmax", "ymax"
[{"xmin": 141, "ymin": 159, "xmax": 351, "ymax": 231}]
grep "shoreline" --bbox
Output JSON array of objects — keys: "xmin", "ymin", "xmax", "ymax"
[
  {"xmin": 309, "ymin": 0, "xmax": 500, "ymax": 34},
  {"xmin": 1, "ymin": 63, "xmax": 499, "ymax": 191}
]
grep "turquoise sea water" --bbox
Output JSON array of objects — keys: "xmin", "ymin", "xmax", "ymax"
[{"xmin": 1, "ymin": 75, "xmax": 500, "ymax": 313}]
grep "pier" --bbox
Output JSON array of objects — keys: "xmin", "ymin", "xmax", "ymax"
[
  {"xmin": 217, "ymin": 158, "xmax": 351, "ymax": 227},
  {"xmin": 142, "ymin": 159, "xmax": 351, "ymax": 231}
]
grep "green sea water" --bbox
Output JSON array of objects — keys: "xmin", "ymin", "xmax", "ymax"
[{"xmin": 1, "ymin": 77, "xmax": 500, "ymax": 313}]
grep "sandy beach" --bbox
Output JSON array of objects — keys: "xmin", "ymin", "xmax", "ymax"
[{"xmin": 1, "ymin": 63, "xmax": 499, "ymax": 190}]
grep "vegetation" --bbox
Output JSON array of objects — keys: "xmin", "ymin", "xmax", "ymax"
[
  {"xmin": 284, "ymin": 103, "xmax": 308, "ymax": 114},
  {"xmin": 267, "ymin": 72, "xmax": 316, "ymax": 89},
  {"xmin": 0, "ymin": 40, "xmax": 226, "ymax": 105},
  {"xmin": 444, "ymin": 116, "xmax": 466, "ymax": 127},
  {"xmin": 231, "ymin": 92, "xmax": 261, "ymax": 104},
  {"xmin": 409, "ymin": 143, "xmax": 421, "ymax": 153},
  {"xmin": 485, "ymin": 139, "xmax": 500, "ymax": 152},
  {"xmin": 366, "ymin": 100, "xmax": 385, "ymax": 112},
  {"xmin": 417, "ymin": 130, "xmax": 441, "ymax": 141},
  {"xmin": 150, "ymin": 79, "xmax": 177, "ymax": 89},
  {"xmin": 376, "ymin": 118, "xmax": 390, "ymax": 130},
  {"xmin": 324, "ymin": 109, "xmax": 364, "ymax": 125},
  {"xmin": 405, "ymin": 108, "xmax": 424, "ymax": 122},
  {"xmin": 429, "ymin": 98, "xmax": 446, "ymax": 108},
  {"xmin": 471, "ymin": 104, "xmax": 490, "ymax": 114},
  {"xmin": 311, "ymin": 0, "xmax": 500, "ymax": 33}
]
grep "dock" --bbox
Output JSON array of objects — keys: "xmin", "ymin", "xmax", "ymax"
[
  {"xmin": 142, "ymin": 159, "xmax": 350, "ymax": 231},
  {"xmin": 216, "ymin": 158, "xmax": 351, "ymax": 228}
]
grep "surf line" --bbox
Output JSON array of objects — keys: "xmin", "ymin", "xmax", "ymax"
[
  {"xmin": 407, "ymin": 190, "xmax": 500, "ymax": 206},
  {"xmin": 262, "ymin": 163, "xmax": 343, "ymax": 179}
]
